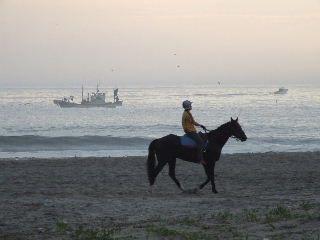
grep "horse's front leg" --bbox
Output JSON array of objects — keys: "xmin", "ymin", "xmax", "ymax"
[
  {"xmin": 199, "ymin": 178, "xmax": 210, "ymax": 189},
  {"xmin": 199, "ymin": 164, "xmax": 210, "ymax": 189},
  {"xmin": 210, "ymin": 162, "xmax": 218, "ymax": 194}
]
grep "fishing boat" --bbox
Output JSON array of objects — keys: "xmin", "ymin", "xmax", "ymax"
[{"xmin": 53, "ymin": 85, "xmax": 123, "ymax": 108}]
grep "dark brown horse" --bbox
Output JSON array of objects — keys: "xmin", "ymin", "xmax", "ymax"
[{"xmin": 147, "ymin": 117, "xmax": 247, "ymax": 193}]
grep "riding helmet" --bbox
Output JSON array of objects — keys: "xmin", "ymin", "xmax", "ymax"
[{"xmin": 182, "ymin": 100, "xmax": 192, "ymax": 110}]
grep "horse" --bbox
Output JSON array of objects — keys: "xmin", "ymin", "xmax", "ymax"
[{"xmin": 147, "ymin": 117, "xmax": 247, "ymax": 193}]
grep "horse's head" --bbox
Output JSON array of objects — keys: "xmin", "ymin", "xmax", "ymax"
[{"xmin": 229, "ymin": 117, "xmax": 247, "ymax": 142}]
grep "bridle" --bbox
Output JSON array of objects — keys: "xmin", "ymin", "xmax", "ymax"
[{"xmin": 231, "ymin": 135, "xmax": 241, "ymax": 141}]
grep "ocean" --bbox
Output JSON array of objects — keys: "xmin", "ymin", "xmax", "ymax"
[{"xmin": 0, "ymin": 85, "xmax": 319, "ymax": 158}]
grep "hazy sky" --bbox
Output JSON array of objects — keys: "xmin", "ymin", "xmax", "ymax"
[{"xmin": 1, "ymin": 0, "xmax": 319, "ymax": 87}]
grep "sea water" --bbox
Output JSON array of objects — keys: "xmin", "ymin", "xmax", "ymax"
[{"xmin": 0, "ymin": 85, "xmax": 319, "ymax": 158}]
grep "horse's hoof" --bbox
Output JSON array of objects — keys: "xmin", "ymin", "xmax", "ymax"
[{"xmin": 212, "ymin": 189, "xmax": 218, "ymax": 194}]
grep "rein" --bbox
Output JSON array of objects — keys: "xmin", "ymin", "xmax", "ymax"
[{"xmin": 203, "ymin": 124, "xmax": 241, "ymax": 142}]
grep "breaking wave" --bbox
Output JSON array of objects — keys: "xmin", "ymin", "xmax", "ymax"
[{"xmin": 0, "ymin": 135, "xmax": 152, "ymax": 152}]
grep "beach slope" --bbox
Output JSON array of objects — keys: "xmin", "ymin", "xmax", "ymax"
[{"xmin": 0, "ymin": 152, "xmax": 319, "ymax": 239}]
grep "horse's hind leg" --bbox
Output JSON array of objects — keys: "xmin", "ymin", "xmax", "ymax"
[
  {"xmin": 148, "ymin": 156, "xmax": 167, "ymax": 193},
  {"xmin": 152, "ymin": 155, "xmax": 167, "ymax": 183},
  {"xmin": 168, "ymin": 158, "xmax": 183, "ymax": 190}
]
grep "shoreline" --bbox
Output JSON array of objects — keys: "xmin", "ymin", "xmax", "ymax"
[
  {"xmin": 1, "ymin": 150, "xmax": 319, "ymax": 161},
  {"xmin": 1, "ymin": 151, "xmax": 319, "ymax": 239}
]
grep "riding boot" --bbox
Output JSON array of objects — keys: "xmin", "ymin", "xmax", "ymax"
[
  {"xmin": 199, "ymin": 148, "xmax": 208, "ymax": 165},
  {"xmin": 197, "ymin": 149, "xmax": 205, "ymax": 165}
]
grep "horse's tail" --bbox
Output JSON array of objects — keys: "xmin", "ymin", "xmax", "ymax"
[{"xmin": 147, "ymin": 139, "xmax": 157, "ymax": 185}]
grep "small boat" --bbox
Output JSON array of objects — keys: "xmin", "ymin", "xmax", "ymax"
[
  {"xmin": 54, "ymin": 85, "xmax": 123, "ymax": 108},
  {"xmin": 274, "ymin": 87, "xmax": 288, "ymax": 95}
]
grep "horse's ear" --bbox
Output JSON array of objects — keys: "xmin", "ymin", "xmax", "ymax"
[
  {"xmin": 236, "ymin": 117, "xmax": 238, "ymax": 122},
  {"xmin": 231, "ymin": 117, "xmax": 234, "ymax": 122}
]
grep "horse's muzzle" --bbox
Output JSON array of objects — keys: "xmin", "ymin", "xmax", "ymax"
[{"xmin": 240, "ymin": 136, "xmax": 247, "ymax": 142}]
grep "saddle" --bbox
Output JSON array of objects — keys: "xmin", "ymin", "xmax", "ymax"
[{"xmin": 180, "ymin": 132, "xmax": 208, "ymax": 148}]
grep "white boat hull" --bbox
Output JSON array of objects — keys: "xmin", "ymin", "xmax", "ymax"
[{"xmin": 53, "ymin": 100, "xmax": 116, "ymax": 108}]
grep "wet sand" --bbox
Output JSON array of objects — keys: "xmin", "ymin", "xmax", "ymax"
[{"xmin": 0, "ymin": 151, "xmax": 319, "ymax": 239}]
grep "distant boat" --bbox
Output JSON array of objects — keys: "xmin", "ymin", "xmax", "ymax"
[
  {"xmin": 112, "ymin": 88, "xmax": 123, "ymax": 106},
  {"xmin": 53, "ymin": 85, "xmax": 123, "ymax": 108},
  {"xmin": 274, "ymin": 87, "xmax": 288, "ymax": 95}
]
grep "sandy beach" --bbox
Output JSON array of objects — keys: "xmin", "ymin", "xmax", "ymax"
[{"xmin": 0, "ymin": 151, "xmax": 319, "ymax": 239}]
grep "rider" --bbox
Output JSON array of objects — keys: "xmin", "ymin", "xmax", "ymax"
[{"xmin": 182, "ymin": 100, "xmax": 207, "ymax": 164}]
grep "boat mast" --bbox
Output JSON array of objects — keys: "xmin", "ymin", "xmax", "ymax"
[{"xmin": 81, "ymin": 85, "xmax": 84, "ymax": 102}]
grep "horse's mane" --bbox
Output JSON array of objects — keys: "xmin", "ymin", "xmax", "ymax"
[{"xmin": 209, "ymin": 121, "xmax": 230, "ymax": 137}]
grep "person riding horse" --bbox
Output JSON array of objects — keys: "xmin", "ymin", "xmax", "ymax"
[
  {"xmin": 182, "ymin": 100, "xmax": 207, "ymax": 164},
  {"xmin": 147, "ymin": 116, "xmax": 247, "ymax": 193}
]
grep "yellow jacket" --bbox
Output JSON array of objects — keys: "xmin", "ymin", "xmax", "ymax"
[{"xmin": 182, "ymin": 111, "xmax": 197, "ymax": 133}]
